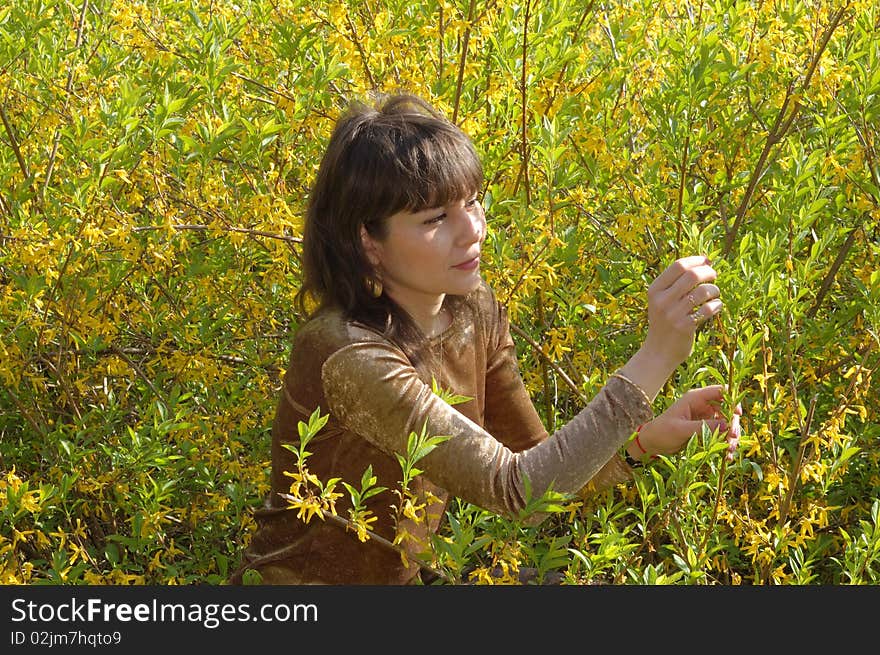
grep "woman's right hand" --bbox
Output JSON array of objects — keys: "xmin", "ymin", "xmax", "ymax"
[
  {"xmin": 615, "ymin": 255, "xmax": 724, "ymax": 402},
  {"xmin": 642, "ymin": 255, "xmax": 722, "ymax": 369}
]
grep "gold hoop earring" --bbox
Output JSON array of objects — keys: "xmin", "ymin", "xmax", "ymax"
[{"xmin": 366, "ymin": 276, "xmax": 383, "ymax": 298}]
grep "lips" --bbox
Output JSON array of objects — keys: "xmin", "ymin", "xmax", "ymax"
[{"xmin": 452, "ymin": 255, "xmax": 480, "ymax": 271}]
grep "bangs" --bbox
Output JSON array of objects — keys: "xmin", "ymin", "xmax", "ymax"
[
  {"xmin": 395, "ymin": 128, "xmax": 484, "ymax": 212},
  {"xmin": 355, "ymin": 112, "xmax": 484, "ymax": 220}
]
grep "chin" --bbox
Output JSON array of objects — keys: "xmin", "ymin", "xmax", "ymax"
[{"xmin": 449, "ymin": 274, "xmax": 483, "ymax": 296}]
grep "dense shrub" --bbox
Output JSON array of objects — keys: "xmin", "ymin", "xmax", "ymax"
[{"xmin": 1, "ymin": 0, "xmax": 877, "ymax": 584}]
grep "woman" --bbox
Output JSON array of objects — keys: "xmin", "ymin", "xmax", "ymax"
[{"xmin": 229, "ymin": 93, "xmax": 741, "ymax": 585}]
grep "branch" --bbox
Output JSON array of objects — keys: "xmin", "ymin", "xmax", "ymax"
[
  {"xmin": 806, "ymin": 222, "xmax": 862, "ymax": 319},
  {"xmin": 519, "ymin": 0, "xmax": 531, "ymax": 205},
  {"xmin": 43, "ymin": 0, "xmax": 90, "ymax": 198},
  {"xmin": 131, "ymin": 223, "xmax": 302, "ymax": 245},
  {"xmin": 722, "ymin": 4, "xmax": 851, "ymax": 257},
  {"xmin": 452, "ymin": 0, "xmax": 477, "ymax": 125},
  {"xmin": 509, "ymin": 322, "xmax": 587, "ymax": 404},
  {"xmin": 0, "ymin": 103, "xmax": 30, "ymax": 180},
  {"xmin": 109, "ymin": 346, "xmax": 170, "ymax": 410}
]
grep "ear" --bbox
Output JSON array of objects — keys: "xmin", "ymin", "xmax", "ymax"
[{"xmin": 360, "ymin": 225, "xmax": 381, "ymax": 268}]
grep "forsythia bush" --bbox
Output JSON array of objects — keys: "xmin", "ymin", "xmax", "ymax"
[{"xmin": 1, "ymin": 0, "xmax": 877, "ymax": 585}]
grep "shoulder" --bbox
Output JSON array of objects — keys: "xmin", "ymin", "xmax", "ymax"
[
  {"xmin": 462, "ymin": 278, "xmax": 508, "ymax": 334},
  {"xmin": 288, "ymin": 306, "xmax": 398, "ymax": 383},
  {"xmin": 294, "ymin": 306, "xmax": 390, "ymax": 351}
]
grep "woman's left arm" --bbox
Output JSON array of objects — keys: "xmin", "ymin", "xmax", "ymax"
[
  {"xmin": 628, "ymin": 385, "xmax": 743, "ymax": 464},
  {"xmin": 482, "ymin": 295, "xmax": 649, "ymax": 492}
]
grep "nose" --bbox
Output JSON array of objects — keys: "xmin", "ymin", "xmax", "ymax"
[{"xmin": 455, "ymin": 203, "xmax": 485, "ymax": 246}]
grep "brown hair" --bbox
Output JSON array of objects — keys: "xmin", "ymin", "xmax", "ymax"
[{"xmin": 295, "ymin": 93, "xmax": 484, "ymax": 365}]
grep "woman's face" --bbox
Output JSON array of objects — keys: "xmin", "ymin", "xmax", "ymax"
[{"xmin": 362, "ymin": 194, "xmax": 487, "ymax": 312}]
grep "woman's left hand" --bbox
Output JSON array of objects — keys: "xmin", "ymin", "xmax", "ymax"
[{"xmin": 633, "ymin": 385, "xmax": 743, "ymax": 462}]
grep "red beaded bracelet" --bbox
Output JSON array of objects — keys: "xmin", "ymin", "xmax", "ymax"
[
  {"xmin": 634, "ymin": 424, "xmax": 659, "ymax": 460},
  {"xmin": 634, "ymin": 424, "xmax": 647, "ymax": 454}
]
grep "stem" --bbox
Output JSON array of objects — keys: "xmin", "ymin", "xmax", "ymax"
[
  {"xmin": 344, "ymin": 10, "xmax": 376, "ymax": 91},
  {"xmin": 542, "ymin": 1, "xmax": 597, "ymax": 112},
  {"xmin": 722, "ymin": 3, "xmax": 851, "ymax": 257},
  {"xmin": 520, "ymin": 0, "xmax": 531, "ymax": 205},
  {"xmin": 5, "ymin": 387, "xmax": 49, "ymax": 438},
  {"xmin": 110, "ymin": 346, "xmax": 170, "ymax": 411},
  {"xmin": 0, "ymin": 103, "xmax": 30, "ymax": 181},
  {"xmin": 501, "ymin": 230, "xmax": 551, "ymax": 306},
  {"xmin": 777, "ymin": 393, "xmax": 818, "ymax": 527},
  {"xmin": 131, "ymin": 223, "xmax": 302, "ymax": 245},
  {"xmin": 438, "ymin": 4, "xmax": 444, "ymax": 86},
  {"xmin": 452, "ymin": 0, "xmax": 476, "ymax": 125},
  {"xmin": 675, "ymin": 132, "xmax": 691, "ymax": 259},
  {"xmin": 759, "ymin": 328, "xmax": 778, "ymax": 469},
  {"xmin": 535, "ymin": 291, "xmax": 554, "ymax": 427},
  {"xmin": 509, "ymin": 322, "xmax": 587, "ymax": 404},
  {"xmin": 43, "ymin": 0, "xmax": 90, "ymax": 198},
  {"xmin": 806, "ymin": 223, "xmax": 861, "ymax": 318},
  {"xmin": 698, "ymin": 320, "xmax": 737, "ymax": 558}
]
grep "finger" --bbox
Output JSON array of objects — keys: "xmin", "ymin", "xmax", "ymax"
[
  {"xmin": 726, "ymin": 434, "xmax": 740, "ymax": 462},
  {"xmin": 676, "ymin": 282, "xmax": 721, "ymax": 314},
  {"xmin": 678, "ymin": 417, "xmax": 726, "ymax": 436},
  {"xmin": 664, "ymin": 263, "xmax": 718, "ymax": 301},
  {"xmin": 729, "ymin": 413, "xmax": 741, "ymax": 437},
  {"xmin": 686, "ymin": 384, "xmax": 726, "ymax": 406},
  {"xmin": 676, "ymin": 295, "xmax": 721, "ymax": 327},
  {"xmin": 701, "ymin": 418, "xmax": 729, "ymax": 434},
  {"xmin": 686, "ymin": 299, "xmax": 723, "ymax": 328},
  {"xmin": 650, "ymin": 255, "xmax": 712, "ymax": 292}
]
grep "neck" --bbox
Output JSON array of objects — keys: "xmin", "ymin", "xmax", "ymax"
[{"xmin": 387, "ymin": 288, "xmax": 448, "ymax": 337}]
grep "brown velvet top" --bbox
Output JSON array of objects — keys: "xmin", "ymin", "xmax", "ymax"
[{"xmin": 229, "ymin": 280, "xmax": 653, "ymax": 585}]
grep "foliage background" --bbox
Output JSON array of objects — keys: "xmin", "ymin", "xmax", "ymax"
[{"xmin": 1, "ymin": 0, "xmax": 878, "ymax": 584}]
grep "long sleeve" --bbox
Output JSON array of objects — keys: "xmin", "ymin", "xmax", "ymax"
[
  {"xmin": 482, "ymin": 303, "xmax": 549, "ymax": 452},
  {"xmin": 321, "ymin": 342, "xmax": 653, "ymax": 517},
  {"xmin": 482, "ymin": 295, "xmax": 643, "ymax": 493}
]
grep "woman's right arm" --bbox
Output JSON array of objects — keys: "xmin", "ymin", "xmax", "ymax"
[{"xmin": 615, "ymin": 255, "xmax": 721, "ymax": 402}]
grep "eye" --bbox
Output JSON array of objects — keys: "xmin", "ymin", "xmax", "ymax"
[
  {"xmin": 465, "ymin": 196, "xmax": 479, "ymax": 208},
  {"xmin": 423, "ymin": 212, "xmax": 446, "ymax": 225}
]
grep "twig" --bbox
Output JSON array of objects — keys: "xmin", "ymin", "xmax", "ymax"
[
  {"xmin": 452, "ymin": 0, "xmax": 476, "ymax": 125},
  {"xmin": 542, "ymin": 2, "xmax": 597, "ymax": 112},
  {"xmin": 509, "ymin": 322, "xmax": 587, "ymax": 404},
  {"xmin": 675, "ymin": 132, "xmax": 691, "ymax": 258},
  {"xmin": 777, "ymin": 393, "xmax": 818, "ymax": 528},
  {"xmin": 251, "ymin": 502, "xmax": 454, "ymax": 584},
  {"xmin": 43, "ymin": 0, "xmax": 90, "ymax": 198},
  {"xmin": 131, "ymin": 223, "xmax": 302, "ymax": 245},
  {"xmin": 520, "ymin": 0, "xmax": 531, "ymax": 206},
  {"xmin": 698, "ymin": 319, "xmax": 737, "ymax": 558},
  {"xmin": 806, "ymin": 223, "xmax": 862, "ymax": 318},
  {"xmin": 343, "ymin": 10, "xmax": 376, "ymax": 91},
  {"xmin": 5, "ymin": 387, "xmax": 48, "ymax": 438},
  {"xmin": 38, "ymin": 341, "xmax": 287, "ymax": 376},
  {"xmin": 109, "ymin": 346, "xmax": 170, "ymax": 410},
  {"xmin": 722, "ymin": 3, "xmax": 852, "ymax": 257},
  {"xmin": 759, "ymin": 328, "xmax": 778, "ymax": 469},
  {"xmin": 0, "ymin": 103, "xmax": 30, "ymax": 181}
]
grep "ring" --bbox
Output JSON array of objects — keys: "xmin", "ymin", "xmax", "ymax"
[
  {"xmin": 687, "ymin": 292, "xmax": 698, "ymax": 310},
  {"xmin": 690, "ymin": 308, "xmax": 702, "ymax": 324}
]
